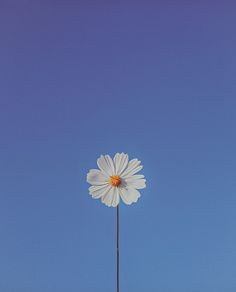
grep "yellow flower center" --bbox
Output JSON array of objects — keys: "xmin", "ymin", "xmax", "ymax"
[{"xmin": 109, "ymin": 175, "xmax": 121, "ymax": 187}]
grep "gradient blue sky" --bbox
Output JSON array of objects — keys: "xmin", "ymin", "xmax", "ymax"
[{"xmin": 0, "ymin": 1, "xmax": 236, "ymax": 292}]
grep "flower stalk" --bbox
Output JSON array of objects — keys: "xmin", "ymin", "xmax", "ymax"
[{"xmin": 116, "ymin": 205, "xmax": 120, "ymax": 292}]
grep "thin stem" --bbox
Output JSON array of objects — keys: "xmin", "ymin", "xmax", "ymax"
[{"xmin": 116, "ymin": 205, "xmax": 120, "ymax": 292}]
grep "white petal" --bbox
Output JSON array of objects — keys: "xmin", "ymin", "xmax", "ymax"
[
  {"xmin": 119, "ymin": 187, "xmax": 141, "ymax": 205},
  {"xmin": 125, "ymin": 174, "xmax": 144, "ymax": 180},
  {"xmin": 87, "ymin": 169, "xmax": 108, "ymax": 185},
  {"xmin": 121, "ymin": 159, "xmax": 143, "ymax": 177},
  {"xmin": 97, "ymin": 155, "xmax": 114, "ymax": 176},
  {"xmin": 101, "ymin": 186, "xmax": 117, "ymax": 207},
  {"xmin": 89, "ymin": 184, "xmax": 110, "ymax": 198},
  {"xmin": 111, "ymin": 187, "xmax": 120, "ymax": 207},
  {"xmin": 113, "ymin": 153, "xmax": 129, "ymax": 175},
  {"xmin": 124, "ymin": 175, "xmax": 146, "ymax": 189}
]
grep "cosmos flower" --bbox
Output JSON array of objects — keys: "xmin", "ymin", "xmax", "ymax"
[{"xmin": 87, "ymin": 153, "xmax": 146, "ymax": 207}]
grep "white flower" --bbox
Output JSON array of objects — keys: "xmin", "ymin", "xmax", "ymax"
[{"xmin": 87, "ymin": 153, "xmax": 146, "ymax": 207}]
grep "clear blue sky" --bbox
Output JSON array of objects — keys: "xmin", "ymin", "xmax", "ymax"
[{"xmin": 0, "ymin": 1, "xmax": 236, "ymax": 291}]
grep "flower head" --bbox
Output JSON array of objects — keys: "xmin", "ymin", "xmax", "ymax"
[{"xmin": 87, "ymin": 153, "xmax": 146, "ymax": 207}]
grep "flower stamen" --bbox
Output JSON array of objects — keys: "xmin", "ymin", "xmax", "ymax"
[{"xmin": 109, "ymin": 175, "xmax": 121, "ymax": 187}]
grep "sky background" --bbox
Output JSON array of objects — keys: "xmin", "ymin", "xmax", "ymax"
[{"xmin": 0, "ymin": 1, "xmax": 236, "ymax": 292}]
